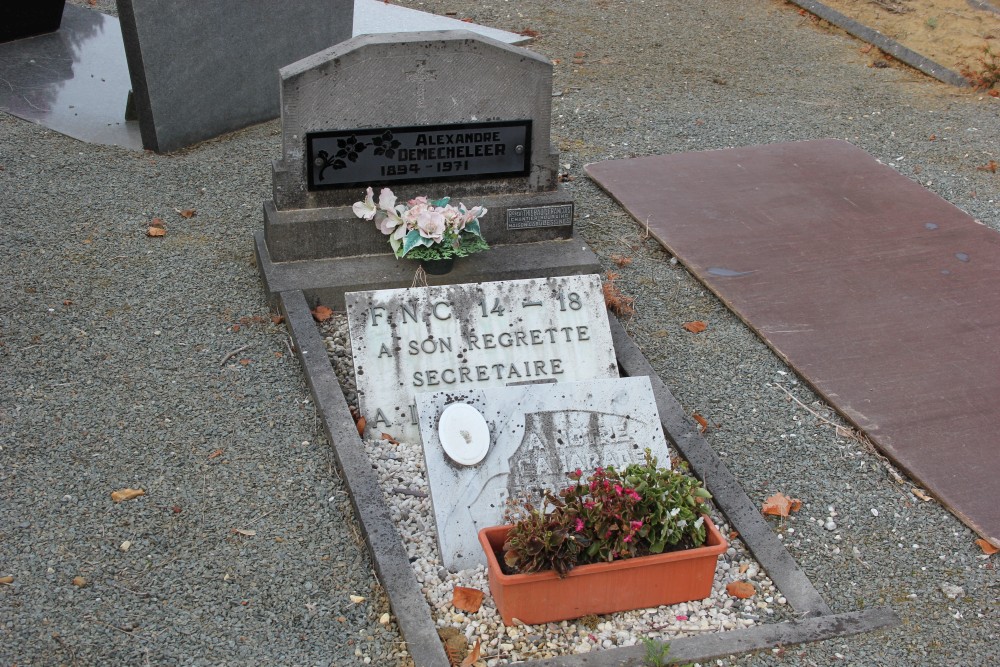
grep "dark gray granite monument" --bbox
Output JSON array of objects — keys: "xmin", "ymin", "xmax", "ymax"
[{"xmin": 115, "ymin": 0, "xmax": 353, "ymax": 153}]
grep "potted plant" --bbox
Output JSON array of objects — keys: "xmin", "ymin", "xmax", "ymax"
[
  {"xmin": 352, "ymin": 186, "xmax": 488, "ymax": 275},
  {"xmin": 478, "ymin": 451, "xmax": 727, "ymax": 625}
]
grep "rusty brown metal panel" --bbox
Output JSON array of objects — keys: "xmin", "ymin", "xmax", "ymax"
[{"xmin": 586, "ymin": 139, "xmax": 1000, "ymax": 545}]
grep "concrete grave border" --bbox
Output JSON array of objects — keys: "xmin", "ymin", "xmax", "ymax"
[
  {"xmin": 278, "ymin": 289, "xmax": 897, "ymax": 666},
  {"xmin": 786, "ymin": 0, "xmax": 969, "ymax": 87}
]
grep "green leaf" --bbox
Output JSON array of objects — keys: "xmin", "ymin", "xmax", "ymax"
[
  {"xmin": 400, "ymin": 230, "xmax": 428, "ymax": 257},
  {"xmin": 430, "ymin": 196, "xmax": 450, "ymax": 207},
  {"xmin": 464, "ymin": 219, "xmax": 482, "ymax": 237}
]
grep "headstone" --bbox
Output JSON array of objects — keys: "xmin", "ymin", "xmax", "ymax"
[
  {"xmin": 415, "ymin": 377, "xmax": 673, "ymax": 571},
  {"xmin": 262, "ymin": 30, "xmax": 574, "ymax": 263},
  {"xmin": 346, "ymin": 275, "xmax": 618, "ymax": 443},
  {"xmin": 353, "ymin": 0, "xmax": 528, "ymax": 45},
  {"xmin": 115, "ymin": 0, "xmax": 354, "ymax": 153},
  {"xmin": 0, "ymin": 1, "xmax": 65, "ymax": 43}
]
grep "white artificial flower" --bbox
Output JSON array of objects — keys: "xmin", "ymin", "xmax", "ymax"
[
  {"xmin": 351, "ymin": 187, "xmax": 377, "ymax": 220},
  {"xmin": 377, "ymin": 187, "xmax": 397, "ymax": 212}
]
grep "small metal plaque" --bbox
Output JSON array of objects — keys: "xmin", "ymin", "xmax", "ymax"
[
  {"xmin": 306, "ymin": 120, "xmax": 531, "ymax": 190},
  {"xmin": 506, "ymin": 204, "xmax": 575, "ymax": 230}
]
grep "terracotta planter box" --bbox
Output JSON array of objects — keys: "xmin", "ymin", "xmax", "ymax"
[{"xmin": 479, "ymin": 516, "xmax": 727, "ymax": 625}]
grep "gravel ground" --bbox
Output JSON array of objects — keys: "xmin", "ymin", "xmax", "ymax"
[{"xmin": 2, "ymin": 0, "xmax": 998, "ymax": 666}]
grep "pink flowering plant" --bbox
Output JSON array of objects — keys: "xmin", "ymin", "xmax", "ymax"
[
  {"xmin": 501, "ymin": 450, "xmax": 713, "ymax": 578},
  {"xmin": 352, "ymin": 186, "xmax": 489, "ymax": 261}
]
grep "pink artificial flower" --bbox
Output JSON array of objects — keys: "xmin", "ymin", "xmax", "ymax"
[
  {"xmin": 416, "ymin": 209, "xmax": 446, "ymax": 242},
  {"xmin": 630, "ymin": 520, "xmax": 644, "ymax": 531},
  {"xmin": 623, "ymin": 535, "xmax": 632, "ymax": 543},
  {"xmin": 574, "ymin": 518, "xmax": 585, "ymax": 533},
  {"xmin": 583, "ymin": 501, "xmax": 595, "ymax": 510},
  {"xmin": 614, "ymin": 484, "xmax": 623, "ymax": 496}
]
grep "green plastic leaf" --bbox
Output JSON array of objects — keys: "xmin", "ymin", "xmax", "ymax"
[
  {"xmin": 400, "ymin": 229, "xmax": 430, "ymax": 257},
  {"xmin": 464, "ymin": 219, "xmax": 482, "ymax": 237}
]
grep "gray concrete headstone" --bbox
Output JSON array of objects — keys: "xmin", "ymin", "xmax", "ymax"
[
  {"xmin": 263, "ymin": 30, "xmax": 575, "ymax": 262},
  {"xmin": 116, "ymin": 0, "xmax": 353, "ymax": 153},
  {"xmin": 346, "ymin": 275, "xmax": 618, "ymax": 444},
  {"xmin": 416, "ymin": 377, "xmax": 672, "ymax": 571}
]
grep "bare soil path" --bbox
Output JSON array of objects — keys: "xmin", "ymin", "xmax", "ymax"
[{"xmin": 816, "ymin": 0, "xmax": 999, "ymax": 78}]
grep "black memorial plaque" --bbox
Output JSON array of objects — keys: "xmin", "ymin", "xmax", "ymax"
[
  {"xmin": 306, "ymin": 120, "xmax": 531, "ymax": 190},
  {"xmin": 506, "ymin": 204, "xmax": 574, "ymax": 230}
]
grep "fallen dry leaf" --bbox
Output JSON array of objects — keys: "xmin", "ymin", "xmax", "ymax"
[
  {"xmin": 460, "ymin": 638, "xmax": 482, "ymax": 667},
  {"xmin": 762, "ymin": 492, "xmax": 802, "ymax": 517},
  {"xmin": 63, "ymin": 300, "xmax": 73, "ymax": 306},
  {"xmin": 111, "ymin": 488, "xmax": 145, "ymax": 503},
  {"xmin": 381, "ymin": 432, "xmax": 400, "ymax": 445},
  {"xmin": 208, "ymin": 448, "xmax": 224, "ymax": 459},
  {"xmin": 611, "ymin": 253, "xmax": 633, "ymax": 267},
  {"xmin": 239, "ymin": 358, "xmax": 251, "ymax": 366},
  {"xmin": 452, "ymin": 586, "xmax": 485, "ymax": 613},
  {"xmin": 270, "ymin": 314, "xmax": 285, "ymax": 325},
  {"xmin": 176, "ymin": 208, "xmax": 197, "ymax": 218},
  {"xmin": 683, "ymin": 321, "xmax": 708, "ymax": 333},
  {"xmin": 149, "ymin": 217, "xmax": 165, "ymax": 228},
  {"xmin": 728, "ymin": 530, "xmax": 740, "ymax": 540},
  {"xmin": 146, "ymin": 226, "xmax": 167, "ymax": 237},
  {"xmin": 693, "ymin": 413, "xmax": 709, "ymax": 433},
  {"xmin": 72, "ymin": 576, "xmax": 88, "ymax": 588},
  {"xmin": 912, "ymin": 488, "xmax": 931, "ymax": 502},
  {"xmin": 726, "ymin": 581, "xmax": 755, "ymax": 599},
  {"xmin": 975, "ymin": 538, "xmax": 999, "ymax": 555},
  {"xmin": 519, "ymin": 28, "xmax": 541, "ymax": 38},
  {"xmin": 311, "ymin": 305, "xmax": 334, "ymax": 322},
  {"xmin": 233, "ymin": 528, "xmax": 256, "ymax": 537},
  {"xmin": 356, "ymin": 416, "xmax": 367, "ymax": 438},
  {"xmin": 0, "ymin": 576, "xmax": 13, "ymax": 585},
  {"xmin": 976, "ymin": 160, "xmax": 997, "ymax": 173},
  {"xmin": 349, "ymin": 594, "xmax": 366, "ymax": 604}
]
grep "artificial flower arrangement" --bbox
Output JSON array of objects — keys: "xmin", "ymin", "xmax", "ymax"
[
  {"xmin": 352, "ymin": 186, "xmax": 489, "ymax": 261},
  {"xmin": 501, "ymin": 451, "xmax": 714, "ymax": 577}
]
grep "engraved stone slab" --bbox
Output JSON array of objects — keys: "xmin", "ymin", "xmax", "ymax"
[
  {"xmin": 346, "ymin": 275, "xmax": 618, "ymax": 444},
  {"xmin": 306, "ymin": 121, "xmax": 531, "ymax": 189},
  {"xmin": 273, "ymin": 30, "xmax": 560, "ymax": 211},
  {"xmin": 415, "ymin": 377, "xmax": 672, "ymax": 571},
  {"xmin": 506, "ymin": 204, "xmax": 574, "ymax": 230}
]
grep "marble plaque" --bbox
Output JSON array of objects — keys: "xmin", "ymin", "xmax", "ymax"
[
  {"xmin": 346, "ymin": 275, "xmax": 618, "ymax": 443},
  {"xmin": 416, "ymin": 377, "xmax": 672, "ymax": 571}
]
